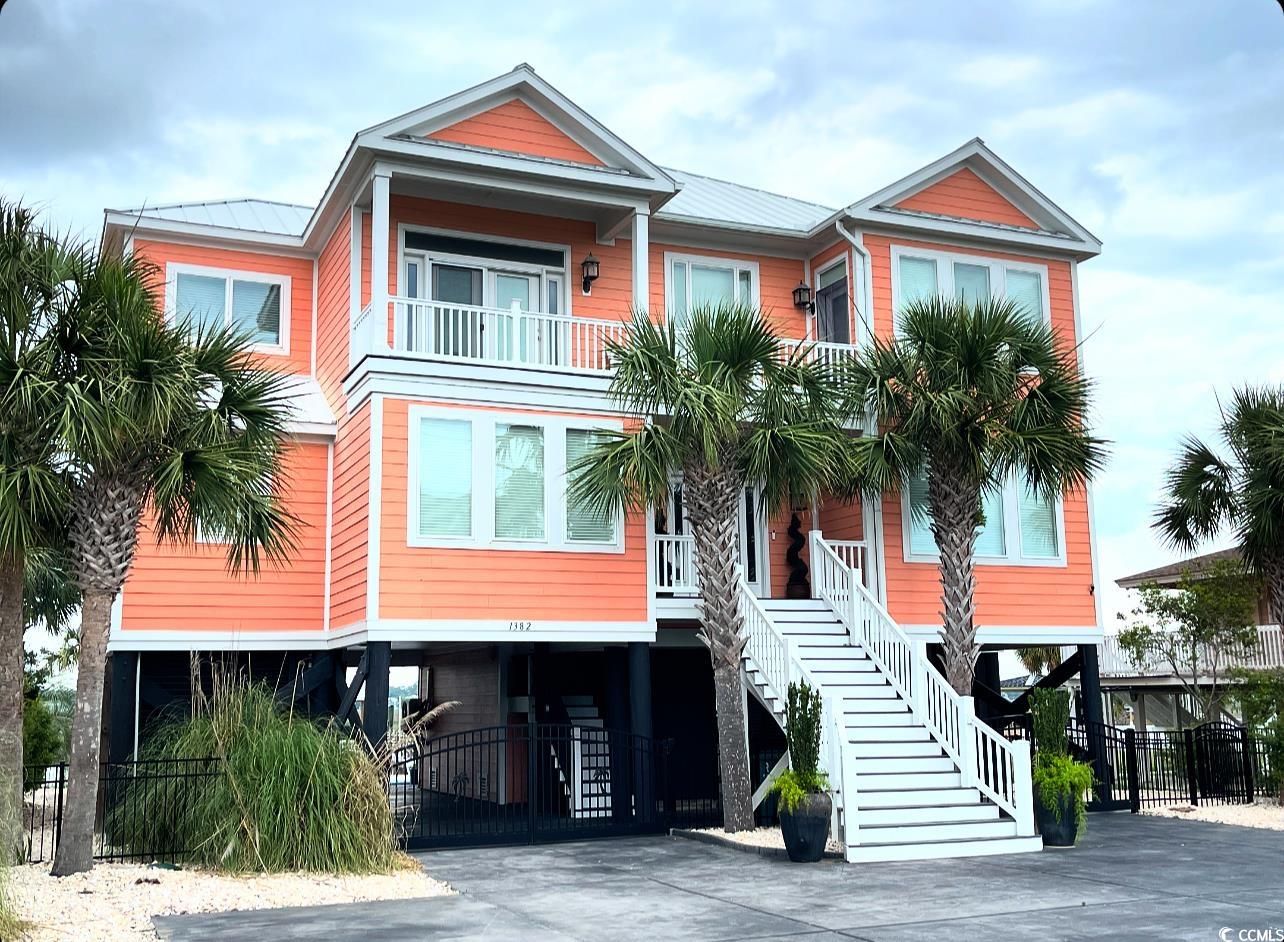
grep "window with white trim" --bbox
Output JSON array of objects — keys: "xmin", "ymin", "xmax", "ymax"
[
  {"xmin": 666, "ymin": 253, "xmax": 758, "ymax": 330},
  {"xmin": 408, "ymin": 407, "xmax": 623, "ymax": 552},
  {"xmin": 170, "ymin": 265, "xmax": 290, "ymax": 352},
  {"xmin": 903, "ymin": 470, "xmax": 1063, "ymax": 565},
  {"xmin": 891, "ymin": 247, "xmax": 1048, "ymax": 332}
]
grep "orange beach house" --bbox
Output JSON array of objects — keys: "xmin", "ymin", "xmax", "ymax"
[{"xmin": 101, "ymin": 65, "xmax": 1105, "ymax": 862}]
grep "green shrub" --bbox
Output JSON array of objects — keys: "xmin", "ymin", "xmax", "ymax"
[
  {"xmin": 111, "ymin": 676, "xmax": 397, "ymax": 873},
  {"xmin": 1032, "ymin": 751, "xmax": 1095, "ymax": 839},
  {"xmin": 771, "ymin": 681, "xmax": 829, "ymax": 813},
  {"xmin": 1029, "ymin": 688, "xmax": 1071, "ymax": 756},
  {"xmin": 22, "ymin": 696, "xmax": 65, "ymax": 790}
]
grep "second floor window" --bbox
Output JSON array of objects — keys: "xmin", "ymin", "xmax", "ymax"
[
  {"xmin": 893, "ymin": 247, "xmax": 1046, "ymax": 332},
  {"xmin": 905, "ymin": 470, "xmax": 1063, "ymax": 565},
  {"xmin": 667, "ymin": 254, "xmax": 757, "ymax": 330},
  {"xmin": 172, "ymin": 266, "xmax": 288, "ymax": 351}
]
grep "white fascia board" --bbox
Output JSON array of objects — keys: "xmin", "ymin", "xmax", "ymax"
[
  {"xmin": 851, "ymin": 214, "xmax": 1099, "ymax": 261},
  {"xmin": 103, "ymin": 212, "xmax": 311, "ymax": 256},
  {"xmin": 900, "ymin": 623, "xmax": 1105, "ymax": 646}
]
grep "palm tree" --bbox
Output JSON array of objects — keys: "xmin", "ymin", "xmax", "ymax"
[
  {"xmin": 843, "ymin": 295, "xmax": 1105, "ymax": 695},
  {"xmin": 570, "ymin": 302, "xmax": 850, "ymax": 831},
  {"xmin": 0, "ymin": 201, "xmax": 75, "ymax": 850},
  {"xmin": 1016, "ymin": 646, "xmax": 1063, "ymax": 679},
  {"xmin": 1155, "ymin": 386, "xmax": 1284, "ymax": 625},
  {"xmin": 46, "ymin": 251, "xmax": 298, "ymax": 875}
]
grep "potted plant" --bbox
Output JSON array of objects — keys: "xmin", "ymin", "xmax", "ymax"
[
  {"xmin": 1028, "ymin": 688, "xmax": 1094, "ymax": 847},
  {"xmin": 770, "ymin": 680, "xmax": 831, "ymax": 862}
]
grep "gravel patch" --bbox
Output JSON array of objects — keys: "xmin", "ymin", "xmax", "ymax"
[
  {"xmin": 686, "ymin": 825, "xmax": 844, "ymax": 855},
  {"xmin": 1143, "ymin": 799, "xmax": 1284, "ymax": 831},
  {"xmin": 9, "ymin": 859, "xmax": 452, "ymax": 941}
]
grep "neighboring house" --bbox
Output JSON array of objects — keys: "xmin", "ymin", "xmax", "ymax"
[{"xmin": 101, "ymin": 65, "xmax": 1106, "ymax": 861}]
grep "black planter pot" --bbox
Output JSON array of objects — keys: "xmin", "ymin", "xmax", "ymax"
[
  {"xmin": 779, "ymin": 792, "xmax": 832, "ymax": 862},
  {"xmin": 1034, "ymin": 788, "xmax": 1081, "ymax": 847}
]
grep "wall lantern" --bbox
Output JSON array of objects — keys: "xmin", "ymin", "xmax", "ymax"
[
  {"xmin": 792, "ymin": 280, "xmax": 814, "ymax": 314},
  {"xmin": 581, "ymin": 253, "xmax": 600, "ymax": 294}
]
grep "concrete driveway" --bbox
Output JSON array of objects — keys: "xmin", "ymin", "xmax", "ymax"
[{"xmin": 157, "ymin": 814, "xmax": 1284, "ymax": 941}]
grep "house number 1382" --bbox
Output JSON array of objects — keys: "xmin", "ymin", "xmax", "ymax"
[{"xmin": 509, "ymin": 621, "xmax": 532, "ymax": 632}]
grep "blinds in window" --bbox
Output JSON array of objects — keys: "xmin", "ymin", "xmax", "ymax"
[
  {"xmin": 231, "ymin": 280, "xmax": 282, "ymax": 345},
  {"xmin": 897, "ymin": 257, "xmax": 938, "ymax": 330},
  {"xmin": 419, "ymin": 418, "xmax": 473, "ymax": 537},
  {"xmin": 975, "ymin": 487, "xmax": 1006, "ymax": 556},
  {"xmin": 565, "ymin": 429, "xmax": 616, "ymax": 543},
  {"xmin": 1006, "ymin": 270, "xmax": 1043, "ymax": 323},
  {"xmin": 907, "ymin": 473, "xmax": 1005, "ymax": 557},
  {"xmin": 1019, "ymin": 485, "xmax": 1060, "ymax": 558},
  {"xmin": 495, "ymin": 424, "xmax": 545, "ymax": 540},
  {"xmin": 176, "ymin": 273, "xmax": 226, "ymax": 332},
  {"xmin": 954, "ymin": 263, "xmax": 990, "ymax": 305}
]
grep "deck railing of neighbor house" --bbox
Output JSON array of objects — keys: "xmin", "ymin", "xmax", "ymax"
[
  {"xmin": 1071, "ymin": 625, "xmax": 1284, "ymax": 678},
  {"xmin": 809, "ymin": 532, "xmax": 1034, "ymax": 833}
]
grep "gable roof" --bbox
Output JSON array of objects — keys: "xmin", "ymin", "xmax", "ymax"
[
  {"xmin": 846, "ymin": 138, "xmax": 1102, "ymax": 258},
  {"xmin": 1116, "ymin": 548, "xmax": 1243, "ymax": 589}
]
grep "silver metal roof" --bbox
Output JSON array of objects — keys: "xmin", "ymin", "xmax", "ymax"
[
  {"xmin": 656, "ymin": 168, "xmax": 835, "ymax": 233},
  {"xmin": 111, "ymin": 199, "xmax": 312, "ymax": 237}
]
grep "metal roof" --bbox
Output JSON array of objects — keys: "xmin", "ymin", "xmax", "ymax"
[
  {"xmin": 657, "ymin": 168, "xmax": 835, "ymax": 233},
  {"xmin": 111, "ymin": 199, "xmax": 312, "ymax": 237}
]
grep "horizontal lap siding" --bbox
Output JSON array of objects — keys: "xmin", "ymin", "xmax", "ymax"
[
  {"xmin": 894, "ymin": 169, "xmax": 1037, "ymax": 230},
  {"xmin": 379, "ymin": 398, "xmax": 648, "ymax": 622},
  {"xmin": 314, "ymin": 210, "xmax": 351, "ymax": 414},
  {"xmin": 427, "ymin": 100, "xmax": 605, "ymax": 166},
  {"xmin": 120, "ymin": 442, "xmax": 328, "ymax": 632},
  {"xmin": 767, "ymin": 507, "xmax": 811, "ymax": 599},
  {"xmin": 330, "ymin": 404, "xmax": 371, "ymax": 629},
  {"xmin": 134, "ymin": 239, "xmax": 313, "ymax": 376},
  {"xmin": 818, "ymin": 499, "xmax": 863, "ymax": 542}
]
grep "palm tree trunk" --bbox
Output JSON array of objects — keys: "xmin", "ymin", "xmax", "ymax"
[
  {"xmin": 0, "ymin": 557, "xmax": 24, "ymax": 858},
  {"xmin": 684, "ymin": 463, "xmax": 754, "ymax": 832},
  {"xmin": 50, "ymin": 586, "xmax": 112, "ymax": 876},
  {"xmin": 1263, "ymin": 554, "xmax": 1284, "ymax": 628},
  {"xmin": 929, "ymin": 467, "xmax": 981, "ymax": 695}
]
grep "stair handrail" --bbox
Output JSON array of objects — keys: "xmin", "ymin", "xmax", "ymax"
[{"xmin": 808, "ymin": 532, "xmax": 1033, "ymax": 831}]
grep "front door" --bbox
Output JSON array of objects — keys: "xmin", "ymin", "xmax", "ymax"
[{"xmin": 666, "ymin": 483, "xmax": 765, "ymax": 597}]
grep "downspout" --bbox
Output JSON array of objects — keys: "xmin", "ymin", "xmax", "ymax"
[{"xmin": 832, "ymin": 219, "xmax": 888, "ymax": 605}]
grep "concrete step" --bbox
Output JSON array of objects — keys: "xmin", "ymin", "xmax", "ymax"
[
  {"xmin": 847, "ymin": 740, "xmax": 943, "ymax": 758},
  {"xmin": 851, "ymin": 756, "xmax": 956, "ymax": 775},
  {"xmin": 857, "ymin": 786, "xmax": 983, "ymax": 808},
  {"xmin": 845, "ymin": 836, "xmax": 1042, "ymax": 863},
  {"xmin": 854, "ymin": 770, "xmax": 963, "ymax": 790},
  {"xmin": 852, "ymin": 803, "xmax": 1001, "ymax": 826}
]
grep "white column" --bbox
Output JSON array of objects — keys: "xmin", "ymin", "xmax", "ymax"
[
  {"xmin": 370, "ymin": 170, "xmax": 391, "ymax": 353},
  {"xmin": 631, "ymin": 208, "xmax": 650, "ymax": 313}
]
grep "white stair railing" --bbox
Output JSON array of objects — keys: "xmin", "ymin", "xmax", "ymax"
[{"xmin": 808, "ymin": 531, "xmax": 1034, "ymax": 833}]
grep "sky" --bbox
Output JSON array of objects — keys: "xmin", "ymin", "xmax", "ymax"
[{"xmin": 3, "ymin": 0, "xmax": 1284, "ymax": 639}]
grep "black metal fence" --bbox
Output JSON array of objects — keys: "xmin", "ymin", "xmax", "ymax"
[
  {"xmin": 391, "ymin": 723, "xmax": 721, "ymax": 850},
  {"xmin": 21, "ymin": 757, "xmax": 220, "ymax": 864}
]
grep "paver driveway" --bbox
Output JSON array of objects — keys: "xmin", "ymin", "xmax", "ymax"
[{"xmin": 157, "ymin": 814, "xmax": 1284, "ymax": 941}]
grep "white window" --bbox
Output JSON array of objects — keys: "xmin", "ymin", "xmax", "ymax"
[
  {"xmin": 666, "ymin": 253, "xmax": 758, "ymax": 330},
  {"xmin": 891, "ymin": 247, "xmax": 1049, "ymax": 332},
  {"xmin": 408, "ymin": 406, "xmax": 623, "ymax": 553},
  {"xmin": 168, "ymin": 264, "xmax": 290, "ymax": 353},
  {"xmin": 903, "ymin": 470, "xmax": 1064, "ymax": 566}
]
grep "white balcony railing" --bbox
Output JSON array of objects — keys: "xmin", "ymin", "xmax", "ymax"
[
  {"xmin": 653, "ymin": 534, "xmax": 698, "ymax": 595},
  {"xmin": 1078, "ymin": 626, "xmax": 1284, "ymax": 678}
]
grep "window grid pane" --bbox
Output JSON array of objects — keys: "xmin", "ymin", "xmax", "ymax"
[
  {"xmin": 690, "ymin": 265, "xmax": 736, "ymax": 307},
  {"xmin": 566, "ymin": 429, "xmax": 616, "ymax": 543},
  {"xmin": 1006, "ymin": 269, "xmax": 1043, "ymax": 323},
  {"xmin": 953, "ymin": 263, "xmax": 990, "ymax": 306},
  {"xmin": 1019, "ymin": 485, "xmax": 1060, "ymax": 558},
  {"xmin": 908, "ymin": 473, "xmax": 1006, "ymax": 557},
  {"xmin": 737, "ymin": 269, "xmax": 752, "ymax": 303},
  {"xmin": 176, "ymin": 273, "xmax": 227, "ymax": 332},
  {"xmin": 495, "ymin": 424, "xmax": 545, "ymax": 540},
  {"xmin": 419, "ymin": 418, "xmax": 473, "ymax": 537},
  {"xmin": 897, "ymin": 256, "xmax": 938, "ymax": 330},
  {"xmin": 231, "ymin": 280, "xmax": 282, "ymax": 346}
]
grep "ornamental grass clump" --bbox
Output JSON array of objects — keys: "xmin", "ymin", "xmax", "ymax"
[
  {"xmin": 112, "ymin": 672, "xmax": 396, "ymax": 873},
  {"xmin": 770, "ymin": 680, "xmax": 829, "ymax": 813}
]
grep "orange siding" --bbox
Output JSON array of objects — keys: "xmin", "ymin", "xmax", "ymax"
[
  {"xmin": 134, "ymin": 239, "xmax": 313, "ymax": 376},
  {"xmin": 120, "ymin": 442, "xmax": 328, "ymax": 632},
  {"xmin": 314, "ymin": 210, "xmax": 351, "ymax": 415},
  {"xmin": 329, "ymin": 403, "xmax": 371, "ymax": 628},
  {"xmin": 766, "ymin": 507, "xmax": 812, "ymax": 599},
  {"xmin": 428, "ymin": 99, "xmax": 605, "ymax": 167},
  {"xmin": 895, "ymin": 169, "xmax": 1037, "ymax": 230},
  {"xmin": 818, "ymin": 498, "xmax": 863, "ymax": 543},
  {"xmin": 378, "ymin": 398, "xmax": 648, "ymax": 622},
  {"xmin": 647, "ymin": 244, "xmax": 807, "ymax": 338}
]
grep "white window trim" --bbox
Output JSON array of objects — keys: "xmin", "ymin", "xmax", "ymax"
[
  {"xmin": 812, "ymin": 256, "xmax": 851, "ymax": 345},
  {"xmin": 900, "ymin": 473, "xmax": 1068, "ymax": 568},
  {"xmin": 164, "ymin": 262, "xmax": 291, "ymax": 356},
  {"xmin": 889, "ymin": 245, "xmax": 1052, "ymax": 333},
  {"xmin": 406, "ymin": 404, "xmax": 624, "ymax": 554},
  {"xmin": 396, "ymin": 223, "xmax": 571, "ymax": 316},
  {"xmin": 663, "ymin": 251, "xmax": 761, "ymax": 320}
]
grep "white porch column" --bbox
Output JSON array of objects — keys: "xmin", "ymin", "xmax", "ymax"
[
  {"xmin": 631, "ymin": 208, "xmax": 650, "ymax": 312},
  {"xmin": 370, "ymin": 169, "xmax": 391, "ymax": 353}
]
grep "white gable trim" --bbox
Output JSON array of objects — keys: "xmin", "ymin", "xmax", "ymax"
[
  {"xmin": 845, "ymin": 139, "xmax": 1101, "ymax": 257},
  {"xmin": 359, "ymin": 65, "xmax": 676, "ymax": 192}
]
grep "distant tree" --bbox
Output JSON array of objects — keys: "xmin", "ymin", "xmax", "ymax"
[{"xmin": 1117, "ymin": 559, "xmax": 1260, "ymax": 721}]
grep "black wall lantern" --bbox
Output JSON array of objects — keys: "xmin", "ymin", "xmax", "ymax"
[
  {"xmin": 581, "ymin": 252, "xmax": 600, "ymax": 294},
  {"xmin": 792, "ymin": 280, "xmax": 814, "ymax": 314}
]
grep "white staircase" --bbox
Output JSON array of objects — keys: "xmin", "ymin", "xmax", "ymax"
[
  {"xmin": 560, "ymin": 695, "xmax": 614, "ymax": 819},
  {"xmin": 741, "ymin": 534, "xmax": 1040, "ymax": 863}
]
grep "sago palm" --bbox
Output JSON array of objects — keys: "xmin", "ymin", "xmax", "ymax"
[
  {"xmin": 45, "ymin": 251, "xmax": 298, "ymax": 875},
  {"xmin": 842, "ymin": 294, "xmax": 1104, "ymax": 695},
  {"xmin": 1155, "ymin": 385, "xmax": 1284, "ymax": 625},
  {"xmin": 569, "ymin": 302, "xmax": 851, "ymax": 831},
  {"xmin": 0, "ymin": 200, "xmax": 76, "ymax": 849}
]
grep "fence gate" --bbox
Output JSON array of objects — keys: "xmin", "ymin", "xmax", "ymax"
[
  {"xmin": 390, "ymin": 723, "xmax": 720, "ymax": 850},
  {"xmin": 1193, "ymin": 721, "xmax": 1253, "ymax": 804}
]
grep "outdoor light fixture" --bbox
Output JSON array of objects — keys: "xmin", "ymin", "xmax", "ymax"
[
  {"xmin": 581, "ymin": 252, "xmax": 600, "ymax": 294},
  {"xmin": 792, "ymin": 280, "xmax": 814, "ymax": 314}
]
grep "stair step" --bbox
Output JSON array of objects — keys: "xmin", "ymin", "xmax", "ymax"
[
  {"xmin": 845, "ymin": 710, "xmax": 915, "ymax": 727},
  {"xmin": 845, "ymin": 836, "xmax": 1042, "ymax": 863},
  {"xmin": 847, "ymin": 725, "xmax": 932, "ymax": 741},
  {"xmin": 847, "ymin": 740, "xmax": 943, "ymax": 758},
  {"xmin": 855, "ymin": 770, "xmax": 963, "ymax": 790},
  {"xmin": 853, "ymin": 803, "xmax": 1001, "ymax": 826},
  {"xmin": 804, "ymin": 662, "xmax": 881, "ymax": 678},
  {"xmin": 759, "ymin": 599, "xmax": 831, "ymax": 611},
  {"xmin": 851, "ymin": 756, "xmax": 956, "ymax": 775},
  {"xmin": 840, "ymin": 696, "xmax": 909, "ymax": 711},
  {"xmin": 857, "ymin": 786, "xmax": 983, "ymax": 808},
  {"xmin": 860, "ymin": 819, "xmax": 1018, "ymax": 843},
  {"xmin": 830, "ymin": 684, "xmax": 898, "ymax": 699}
]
